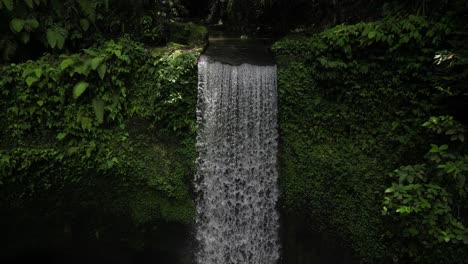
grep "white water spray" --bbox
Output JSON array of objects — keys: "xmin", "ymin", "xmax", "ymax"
[{"xmin": 195, "ymin": 55, "xmax": 280, "ymax": 264}]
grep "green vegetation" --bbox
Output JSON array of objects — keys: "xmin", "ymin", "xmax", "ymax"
[
  {"xmin": 383, "ymin": 115, "xmax": 468, "ymax": 262},
  {"xmin": 1, "ymin": 0, "xmax": 468, "ymax": 263},
  {"xmin": 273, "ymin": 15, "xmax": 468, "ymax": 263},
  {"xmin": 169, "ymin": 22, "xmax": 208, "ymax": 47},
  {"xmin": 0, "ymin": 0, "xmax": 186, "ymax": 63},
  {"xmin": 0, "ymin": 36, "xmax": 204, "ymax": 256}
]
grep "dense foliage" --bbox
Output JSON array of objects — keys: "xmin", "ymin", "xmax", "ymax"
[
  {"xmin": 273, "ymin": 15, "xmax": 467, "ymax": 263},
  {"xmin": 199, "ymin": 0, "xmax": 464, "ymax": 34},
  {"xmin": 0, "ymin": 33, "xmax": 205, "ymax": 257},
  {"xmin": 0, "ymin": 0, "xmax": 187, "ymax": 63},
  {"xmin": 1, "ymin": 0, "xmax": 468, "ymax": 263},
  {"xmin": 383, "ymin": 115, "xmax": 468, "ymax": 262}
]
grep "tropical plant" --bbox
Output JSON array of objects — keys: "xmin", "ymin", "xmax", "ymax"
[
  {"xmin": 383, "ymin": 116, "xmax": 468, "ymax": 262},
  {"xmin": 0, "ymin": 0, "xmax": 187, "ymax": 63}
]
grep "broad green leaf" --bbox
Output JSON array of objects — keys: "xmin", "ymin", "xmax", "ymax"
[
  {"xmin": 398, "ymin": 206, "xmax": 412, "ymax": 214},
  {"xmin": 37, "ymin": 100, "xmax": 44, "ymax": 106},
  {"xmin": 93, "ymin": 98, "xmax": 105, "ymax": 124},
  {"xmin": 26, "ymin": 19, "xmax": 39, "ymax": 30},
  {"xmin": 34, "ymin": 68, "xmax": 42, "ymax": 78},
  {"xmin": 24, "ymin": 0, "xmax": 33, "ymax": 8},
  {"xmin": 91, "ymin": 57, "xmax": 103, "ymax": 70},
  {"xmin": 47, "ymin": 27, "xmax": 66, "ymax": 49},
  {"xmin": 368, "ymin": 31, "xmax": 377, "ymax": 39},
  {"xmin": 22, "ymin": 68, "xmax": 34, "ymax": 78},
  {"xmin": 73, "ymin": 63, "xmax": 91, "ymax": 77},
  {"xmin": 57, "ymin": 133, "xmax": 67, "ymax": 140},
  {"xmin": 73, "ymin": 82, "xmax": 89, "ymax": 98},
  {"xmin": 97, "ymin": 64, "xmax": 106, "ymax": 80},
  {"xmin": 26, "ymin": 76, "xmax": 38, "ymax": 87},
  {"xmin": 60, "ymin": 58, "xmax": 74, "ymax": 70},
  {"xmin": 67, "ymin": 147, "xmax": 79, "ymax": 154},
  {"xmin": 10, "ymin": 18, "xmax": 25, "ymax": 33},
  {"xmin": 80, "ymin": 18, "xmax": 89, "ymax": 32},
  {"xmin": 56, "ymin": 33, "xmax": 65, "ymax": 49},
  {"xmin": 47, "ymin": 29, "xmax": 58, "ymax": 48}
]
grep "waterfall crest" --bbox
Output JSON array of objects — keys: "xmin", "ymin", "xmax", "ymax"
[{"xmin": 195, "ymin": 55, "xmax": 280, "ymax": 264}]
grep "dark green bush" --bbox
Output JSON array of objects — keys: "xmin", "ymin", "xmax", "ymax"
[
  {"xmin": 273, "ymin": 16, "xmax": 461, "ymax": 263},
  {"xmin": 0, "ymin": 36, "xmax": 204, "ymax": 253}
]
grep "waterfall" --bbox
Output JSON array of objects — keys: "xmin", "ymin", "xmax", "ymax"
[{"xmin": 195, "ymin": 55, "xmax": 280, "ymax": 264}]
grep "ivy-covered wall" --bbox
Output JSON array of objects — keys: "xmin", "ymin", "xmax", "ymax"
[
  {"xmin": 273, "ymin": 16, "xmax": 466, "ymax": 263},
  {"xmin": 0, "ymin": 25, "xmax": 206, "ymax": 262}
]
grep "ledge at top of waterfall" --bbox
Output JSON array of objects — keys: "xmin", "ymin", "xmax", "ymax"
[
  {"xmin": 195, "ymin": 57, "xmax": 280, "ymax": 264},
  {"xmin": 202, "ymin": 34, "xmax": 275, "ymax": 66}
]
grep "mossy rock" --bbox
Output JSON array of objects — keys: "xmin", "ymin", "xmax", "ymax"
[{"xmin": 168, "ymin": 22, "xmax": 208, "ymax": 47}]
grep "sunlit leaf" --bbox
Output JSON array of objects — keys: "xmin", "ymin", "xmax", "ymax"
[
  {"xmin": 60, "ymin": 58, "xmax": 74, "ymax": 70},
  {"xmin": 91, "ymin": 57, "xmax": 103, "ymax": 70},
  {"xmin": 26, "ymin": 19, "xmax": 39, "ymax": 30},
  {"xmin": 34, "ymin": 68, "xmax": 42, "ymax": 78},
  {"xmin": 26, "ymin": 76, "xmax": 38, "ymax": 87},
  {"xmin": 10, "ymin": 18, "xmax": 25, "ymax": 33},
  {"xmin": 73, "ymin": 82, "xmax": 89, "ymax": 98},
  {"xmin": 97, "ymin": 64, "xmax": 107, "ymax": 80}
]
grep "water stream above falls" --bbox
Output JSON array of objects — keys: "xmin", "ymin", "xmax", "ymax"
[{"xmin": 194, "ymin": 35, "xmax": 280, "ymax": 264}]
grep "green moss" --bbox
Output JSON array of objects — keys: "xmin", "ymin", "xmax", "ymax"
[{"xmin": 122, "ymin": 130, "xmax": 196, "ymax": 226}]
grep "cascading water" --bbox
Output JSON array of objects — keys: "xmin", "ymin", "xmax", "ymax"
[{"xmin": 195, "ymin": 54, "xmax": 280, "ymax": 264}]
